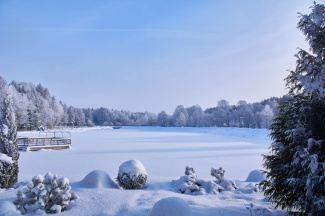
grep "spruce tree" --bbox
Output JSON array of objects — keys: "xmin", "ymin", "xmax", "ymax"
[
  {"xmin": 0, "ymin": 91, "xmax": 19, "ymax": 188},
  {"xmin": 260, "ymin": 2, "xmax": 325, "ymax": 215}
]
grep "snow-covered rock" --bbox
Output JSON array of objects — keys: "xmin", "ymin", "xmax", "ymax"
[
  {"xmin": 245, "ymin": 170, "xmax": 265, "ymax": 182},
  {"xmin": 79, "ymin": 170, "xmax": 117, "ymax": 188},
  {"xmin": 150, "ymin": 197, "xmax": 193, "ymax": 216},
  {"xmin": 117, "ymin": 160, "xmax": 147, "ymax": 189}
]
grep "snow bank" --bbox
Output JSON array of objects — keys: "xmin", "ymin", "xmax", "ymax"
[
  {"xmin": 0, "ymin": 153, "xmax": 13, "ymax": 164},
  {"xmin": 246, "ymin": 170, "xmax": 266, "ymax": 182},
  {"xmin": 150, "ymin": 197, "xmax": 193, "ymax": 216},
  {"xmin": 0, "ymin": 201, "xmax": 21, "ymax": 216},
  {"xmin": 79, "ymin": 170, "xmax": 117, "ymax": 188}
]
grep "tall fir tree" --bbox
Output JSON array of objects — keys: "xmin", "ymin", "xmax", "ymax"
[
  {"xmin": 0, "ymin": 90, "xmax": 19, "ymax": 188},
  {"xmin": 260, "ymin": 2, "xmax": 325, "ymax": 215}
]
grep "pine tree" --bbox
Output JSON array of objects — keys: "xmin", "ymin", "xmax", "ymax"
[
  {"xmin": 260, "ymin": 3, "xmax": 325, "ymax": 215},
  {"xmin": 0, "ymin": 91, "xmax": 19, "ymax": 188}
]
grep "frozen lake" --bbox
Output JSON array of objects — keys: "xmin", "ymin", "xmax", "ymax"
[{"xmin": 18, "ymin": 126, "xmax": 271, "ymax": 181}]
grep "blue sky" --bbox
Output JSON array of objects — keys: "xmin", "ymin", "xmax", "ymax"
[{"xmin": 0, "ymin": 0, "xmax": 318, "ymax": 114}]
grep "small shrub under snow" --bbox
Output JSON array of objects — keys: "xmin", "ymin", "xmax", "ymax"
[
  {"xmin": 117, "ymin": 160, "xmax": 147, "ymax": 189},
  {"xmin": 172, "ymin": 166, "xmax": 224, "ymax": 195},
  {"xmin": 211, "ymin": 167, "xmax": 237, "ymax": 190},
  {"xmin": 172, "ymin": 166, "xmax": 237, "ymax": 195},
  {"xmin": 210, "ymin": 167, "xmax": 225, "ymax": 181},
  {"xmin": 14, "ymin": 172, "xmax": 78, "ymax": 214}
]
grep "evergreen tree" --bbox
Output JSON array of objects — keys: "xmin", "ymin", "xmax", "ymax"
[
  {"xmin": 0, "ymin": 91, "xmax": 19, "ymax": 188},
  {"xmin": 260, "ymin": 3, "xmax": 325, "ymax": 215}
]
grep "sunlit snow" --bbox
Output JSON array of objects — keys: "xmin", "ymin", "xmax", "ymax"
[{"xmin": 0, "ymin": 126, "xmax": 284, "ymax": 215}]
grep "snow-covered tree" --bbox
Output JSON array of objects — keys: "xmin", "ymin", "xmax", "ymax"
[
  {"xmin": 157, "ymin": 111, "xmax": 169, "ymax": 127},
  {"xmin": 0, "ymin": 89, "xmax": 19, "ymax": 188},
  {"xmin": 261, "ymin": 3, "xmax": 325, "ymax": 215},
  {"xmin": 188, "ymin": 105, "xmax": 205, "ymax": 127},
  {"xmin": 173, "ymin": 105, "xmax": 188, "ymax": 127}
]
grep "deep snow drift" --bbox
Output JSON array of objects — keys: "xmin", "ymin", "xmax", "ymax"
[{"xmin": 0, "ymin": 126, "xmax": 284, "ymax": 215}]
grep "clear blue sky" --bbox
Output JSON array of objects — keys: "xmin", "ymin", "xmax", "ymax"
[{"xmin": 0, "ymin": 0, "xmax": 318, "ymax": 114}]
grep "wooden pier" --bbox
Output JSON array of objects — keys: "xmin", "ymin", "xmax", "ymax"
[{"xmin": 17, "ymin": 137, "xmax": 72, "ymax": 151}]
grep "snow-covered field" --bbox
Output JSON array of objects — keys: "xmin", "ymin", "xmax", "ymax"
[{"xmin": 0, "ymin": 127, "xmax": 284, "ymax": 216}]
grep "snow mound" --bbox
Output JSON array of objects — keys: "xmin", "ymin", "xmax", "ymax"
[
  {"xmin": 0, "ymin": 201, "xmax": 21, "ymax": 216},
  {"xmin": 79, "ymin": 170, "xmax": 117, "ymax": 188},
  {"xmin": 150, "ymin": 197, "xmax": 193, "ymax": 216},
  {"xmin": 245, "ymin": 170, "xmax": 266, "ymax": 182}
]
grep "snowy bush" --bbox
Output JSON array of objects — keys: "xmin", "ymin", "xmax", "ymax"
[
  {"xmin": 171, "ymin": 166, "xmax": 223, "ymax": 195},
  {"xmin": 13, "ymin": 172, "xmax": 78, "ymax": 214},
  {"xmin": 117, "ymin": 160, "xmax": 147, "ymax": 189},
  {"xmin": 150, "ymin": 197, "xmax": 193, "ymax": 216},
  {"xmin": 185, "ymin": 165, "xmax": 196, "ymax": 177},
  {"xmin": 210, "ymin": 167, "xmax": 225, "ymax": 181},
  {"xmin": 211, "ymin": 167, "xmax": 237, "ymax": 190}
]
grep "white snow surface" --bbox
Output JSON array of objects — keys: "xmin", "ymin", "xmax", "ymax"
[
  {"xmin": 246, "ymin": 170, "xmax": 266, "ymax": 182},
  {"xmin": 118, "ymin": 159, "xmax": 147, "ymax": 177},
  {"xmin": 0, "ymin": 126, "xmax": 285, "ymax": 216},
  {"xmin": 0, "ymin": 153, "xmax": 13, "ymax": 164},
  {"xmin": 78, "ymin": 170, "xmax": 117, "ymax": 188},
  {"xmin": 150, "ymin": 197, "xmax": 193, "ymax": 216},
  {"xmin": 0, "ymin": 201, "xmax": 21, "ymax": 216},
  {"xmin": 1, "ymin": 124, "xmax": 9, "ymax": 136}
]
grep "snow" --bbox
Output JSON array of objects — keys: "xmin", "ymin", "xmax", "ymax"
[
  {"xmin": 245, "ymin": 170, "xmax": 266, "ymax": 182},
  {"xmin": 1, "ymin": 124, "xmax": 9, "ymax": 136},
  {"xmin": 0, "ymin": 201, "xmax": 21, "ymax": 216},
  {"xmin": 78, "ymin": 170, "xmax": 117, "ymax": 188},
  {"xmin": 118, "ymin": 160, "xmax": 147, "ymax": 177},
  {"xmin": 0, "ymin": 153, "xmax": 13, "ymax": 164},
  {"xmin": 150, "ymin": 197, "xmax": 193, "ymax": 216},
  {"xmin": 50, "ymin": 205, "xmax": 62, "ymax": 213},
  {"xmin": 0, "ymin": 126, "xmax": 284, "ymax": 215}
]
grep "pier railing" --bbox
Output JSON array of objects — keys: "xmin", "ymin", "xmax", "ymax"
[{"xmin": 17, "ymin": 137, "xmax": 72, "ymax": 151}]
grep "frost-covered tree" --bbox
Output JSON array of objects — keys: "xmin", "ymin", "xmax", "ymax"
[
  {"xmin": 173, "ymin": 105, "xmax": 188, "ymax": 127},
  {"xmin": 261, "ymin": 3, "xmax": 325, "ymax": 215},
  {"xmin": 0, "ymin": 89, "xmax": 19, "ymax": 188},
  {"xmin": 157, "ymin": 111, "xmax": 169, "ymax": 127}
]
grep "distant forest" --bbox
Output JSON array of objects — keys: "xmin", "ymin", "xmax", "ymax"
[{"xmin": 0, "ymin": 76, "xmax": 290, "ymax": 130}]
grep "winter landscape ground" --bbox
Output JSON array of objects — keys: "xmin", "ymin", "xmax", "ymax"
[{"xmin": 0, "ymin": 126, "xmax": 285, "ymax": 216}]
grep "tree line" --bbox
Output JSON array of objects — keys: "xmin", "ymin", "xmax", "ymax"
[{"xmin": 0, "ymin": 76, "xmax": 289, "ymax": 130}]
